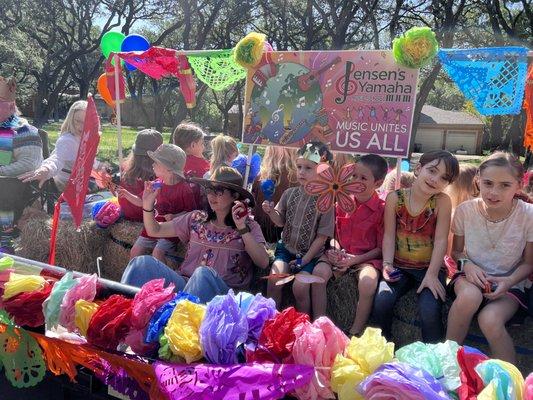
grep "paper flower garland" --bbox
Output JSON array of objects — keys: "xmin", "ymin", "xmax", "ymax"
[
  {"xmin": 393, "ymin": 27, "xmax": 439, "ymax": 69},
  {"xmin": 304, "ymin": 163, "xmax": 365, "ymax": 214}
]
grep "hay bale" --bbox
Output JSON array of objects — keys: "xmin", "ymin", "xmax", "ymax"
[
  {"xmin": 16, "ymin": 208, "xmax": 107, "ymax": 274},
  {"xmin": 387, "ymin": 289, "xmax": 533, "ymax": 374},
  {"xmin": 101, "ymin": 220, "xmax": 142, "ymax": 281},
  {"xmin": 326, "ymin": 270, "xmax": 358, "ymax": 332}
]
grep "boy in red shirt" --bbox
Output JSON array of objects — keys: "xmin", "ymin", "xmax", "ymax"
[
  {"xmin": 171, "ymin": 122, "xmax": 210, "ymax": 178},
  {"xmin": 118, "ymin": 144, "xmax": 201, "ymax": 263},
  {"xmin": 326, "ymin": 154, "xmax": 388, "ymax": 336}
]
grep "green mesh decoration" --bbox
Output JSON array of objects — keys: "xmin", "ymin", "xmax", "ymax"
[
  {"xmin": 0, "ymin": 310, "xmax": 46, "ymax": 388},
  {"xmin": 188, "ymin": 49, "xmax": 246, "ymax": 91}
]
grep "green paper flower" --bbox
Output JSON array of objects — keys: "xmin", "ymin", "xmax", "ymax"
[{"xmin": 393, "ymin": 27, "xmax": 439, "ymax": 69}]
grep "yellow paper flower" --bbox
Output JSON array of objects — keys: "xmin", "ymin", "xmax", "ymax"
[
  {"xmin": 164, "ymin": 300, "xmax": 206, "ymax": 363},
  {"xmin": 74, "ymin": 300, "xmax": 100, "ymax": 336},
  {"xmin": 2, "ymin": 273, "xmax": 46, "ymax": 300},
  {"xmin": 331, "ymin": 327, "xmax": 394, "ymax": 400},
  {"xmin": 234, "ymin": 32, "xmax": 266, "ymax": 68}
]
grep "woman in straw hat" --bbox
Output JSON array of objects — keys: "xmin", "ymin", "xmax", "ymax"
[{"xmin": 121, "ymin": 166, "xmax": 269, "ymax": 303}]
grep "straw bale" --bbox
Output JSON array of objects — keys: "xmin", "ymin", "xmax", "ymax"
[
  {"xmin": 101, "ymin": 220, "xmax": 142, "ymax": 281},
  {"xmin": 16, "ymin": 208, "xmax": 107, "ymax": 274}
]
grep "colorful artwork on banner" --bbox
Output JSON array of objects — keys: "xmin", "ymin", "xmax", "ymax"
[{"xmin": 242, "ymin": 51, "xmax": 419, "ymax": 157}]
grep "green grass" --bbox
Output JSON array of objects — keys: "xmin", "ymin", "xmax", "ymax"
[{"xmin": 43, "ymin": 123, "xmax": 171, "ymax": 165}]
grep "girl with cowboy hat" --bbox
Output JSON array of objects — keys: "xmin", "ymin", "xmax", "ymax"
[{"xmin": 120, "ymin": 166, "xmax": 269, "ymax": 303}]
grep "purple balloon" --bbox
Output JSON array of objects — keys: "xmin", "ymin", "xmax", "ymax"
[{"xmin": 121, "ymin": 34, "xmax": 150, "ymax": 71}]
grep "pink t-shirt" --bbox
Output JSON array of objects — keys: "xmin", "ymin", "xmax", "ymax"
[{"xmin": 172, "ymin": 211, "xmax": 266, "ymax": 289}]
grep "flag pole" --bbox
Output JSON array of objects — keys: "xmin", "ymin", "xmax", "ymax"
[{"xmin": 114, "ymin": 54, "xmax": 123, "ymax": 174}]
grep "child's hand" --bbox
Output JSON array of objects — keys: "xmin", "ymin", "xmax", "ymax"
[
  {"xmin": 261, "ymin": 200, "xmax": 275, "ymax": 215},
  {"xmin": 117, "ymin": 187, "xmax": 131, "ymax": 199},
  {"xmin": 417, "ymin": 272, "xmax": 446, "ymax": 301},
  {"xmin": 163, "ymin": 214, "xmax": 175, "ymax": 221},
  {"xmin": 142, "ymin": 181, "xmax": 160, "ymax": 209},
  {"xmin": 463, "ymin": 262, "xmax": 489, "ymax": 289},
  {"xmin": 483, "ymin": 276, "xmax": 511, "ymax": 301},
  {"xmin": 382, "ymin": 264, "xmax": 400, "ymax": 282}
]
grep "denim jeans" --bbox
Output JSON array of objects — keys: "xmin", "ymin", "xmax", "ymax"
[
  {"xmin": 120, "ymin": 255, "xmax": 230, "ymax": 304},
  {"xmin": 371, "ymin": 268, "xmax": 446, "ymax": 343}
]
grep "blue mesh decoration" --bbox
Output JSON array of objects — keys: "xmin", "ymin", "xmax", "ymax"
[{"xmin": 438, "ymin": 47, "xmax": 528, "ymax": 115}]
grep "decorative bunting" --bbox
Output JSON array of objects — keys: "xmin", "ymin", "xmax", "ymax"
[{"xmin": 438, "ymin": 47, "xmax": 528, "ymax": 115}]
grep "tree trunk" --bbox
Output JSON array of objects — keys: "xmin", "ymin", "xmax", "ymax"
[{"xmin": 490, "ymin": 116, "xmax": 503, "ymax": 149}]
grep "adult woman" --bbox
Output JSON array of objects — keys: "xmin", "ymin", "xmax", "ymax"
[
  {"xmin": 0, "ymin": 76, "xmax": 43, "ymax": 253},
  {"xmin": 19, "ymin": 100, "xmax": 107, "ymax": 191},
  {"xmin": 121, "ymin": 166, "xmax": 269, "ymax": 303}
]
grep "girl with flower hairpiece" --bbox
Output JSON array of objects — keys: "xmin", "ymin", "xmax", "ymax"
[{"xmin": 262, "ymin": 141, "xmax": 334, "ymax": 320}]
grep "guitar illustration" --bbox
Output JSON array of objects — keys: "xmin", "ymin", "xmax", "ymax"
[{"xmin": 297, "ymin": 56, "xmax": 342, "ymax": 92}]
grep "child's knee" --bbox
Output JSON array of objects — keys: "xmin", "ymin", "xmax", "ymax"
[
  {"xmin": 454, "ymin": 285, "xmax": 483, "ymax": 310},
  {"xmin": 313, "ymin": 262, "xmax": 332, "ymax": 281},
  {"xmin": 477, "ymin": 309, "xmax": 505, "ymax": 337},
  {"xmin": 271, "ymin": 260, "xmax": 288, "ymax": 274},
  {"xmin": 358, "ymin": 274, "xmax": 379, "ymax": 296}
]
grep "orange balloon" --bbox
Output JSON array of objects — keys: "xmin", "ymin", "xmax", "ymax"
[{"xmin": 97, "ymin": 73, "xmax": 114, "ymax": 107}]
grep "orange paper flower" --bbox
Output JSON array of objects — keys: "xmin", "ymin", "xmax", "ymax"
[{"xmin": 304, "ymin": 163, "xmax": 365, "ymax": 214}]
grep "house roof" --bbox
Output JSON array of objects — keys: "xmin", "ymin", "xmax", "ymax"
[{"xmin": 419, "ymin": 105, "xmax": 484, "ymax": 127}]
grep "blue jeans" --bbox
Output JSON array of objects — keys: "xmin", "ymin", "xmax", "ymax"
[
  {"xmin": 371, "ymin": 268, "xmax": 446, "ymax": 343},
  {"xmin": 121, "ymin": 255, "xmax": 230, "ymax": 303}
]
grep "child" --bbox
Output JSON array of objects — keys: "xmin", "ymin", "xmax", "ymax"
[
  {"xmin": 327, "ymin": 154, "xmax": 388, "ymax": 336},
  {"xmin": 372, "ymin": 150, "xmax": 459, "ymax": 343},
  {"xmin": 204, "ymin": 134, "xmax": 238, "ymax": 179},
  {"xmin": 445, "ymin": 164, "xmax": 479, "ymax": 210},
  {"xmin": 119, "ymin": 129, "xmax": 163, "ymax": 222},
  {"xmin": 262, "ymin": 141, "xmax": 334, "ymax": 319},
  {"xmin": 251, "ymin": 146, "xmax": 297, "ymax": 243},
  {"xmin": 19, "ymin": 100, "xmax": 106, "ymax": 191},
  {"xmin": 171, "ymin": 122, "xmax": 210, "ymax": 178},
  {"xmin": 444, "ymin": 164, "xmax": 479, "ymax": 258},
  {"xmin": 118, "ymin": 144, "xmax": 201, "ymax": 262},
  {"xmin": 380, "ymin": 168, "xmax": 415, "ymax": 195},
  {"xmin": 446, "ymin": 152, "xmax": 533, "ymax": 363}
]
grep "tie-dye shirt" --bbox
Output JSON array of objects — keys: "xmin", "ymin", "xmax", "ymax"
[{"xmin": 394, "ymin": 189, "xmax": 437, "ymax": 269}]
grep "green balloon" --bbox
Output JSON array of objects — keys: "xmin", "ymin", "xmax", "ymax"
[{"xmin": 101, "ymin": 31, "xmax": 126, "ymax": 59}]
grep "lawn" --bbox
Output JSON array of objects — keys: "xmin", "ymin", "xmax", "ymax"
[{"xmin": 43, "ymin": 123, "xmax": 172, "ymax": 166}]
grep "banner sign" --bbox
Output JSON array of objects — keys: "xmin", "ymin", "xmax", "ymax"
[{"xmin": 242, "ymin": 51, "xmax": 418, "ymax": 157}]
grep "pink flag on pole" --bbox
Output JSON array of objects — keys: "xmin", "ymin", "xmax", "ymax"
[
  {"xmin": 154, "ymin": 362, "xmax": 314, "ymax": 400},
  {"xmin": 62, "ymin": 96, "xmax": 101, "ymax": 228}
]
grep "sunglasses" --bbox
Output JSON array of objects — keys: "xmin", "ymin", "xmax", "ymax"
[{"xmin": 205, "ymin": 186, "xmax": 230, "ymax": 196}]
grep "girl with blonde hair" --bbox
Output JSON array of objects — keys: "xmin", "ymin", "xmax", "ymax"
[
  {"xmin": 445, "ymin": 164, "xmax": 479, "ymax": 210},
  {"xmin": 205, "ymin": 134, "xmax": 238, "ymax": 178},
  {"xmin": 20, "ymin": 100, "xmax": 107, "ymax": 191},
  {"xmin": 252, "ymin": 146, "xmax": 298, "ymax": 243}
]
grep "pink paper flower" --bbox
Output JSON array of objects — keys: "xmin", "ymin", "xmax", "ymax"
[{"xmin": 304, "ymin": 163, "xmax": 365, "ymax": 214}]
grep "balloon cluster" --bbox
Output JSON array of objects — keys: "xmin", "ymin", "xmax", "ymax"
[{"xmin": 97, "ymin": 31, "xmax": 151, "ymax": 107}]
